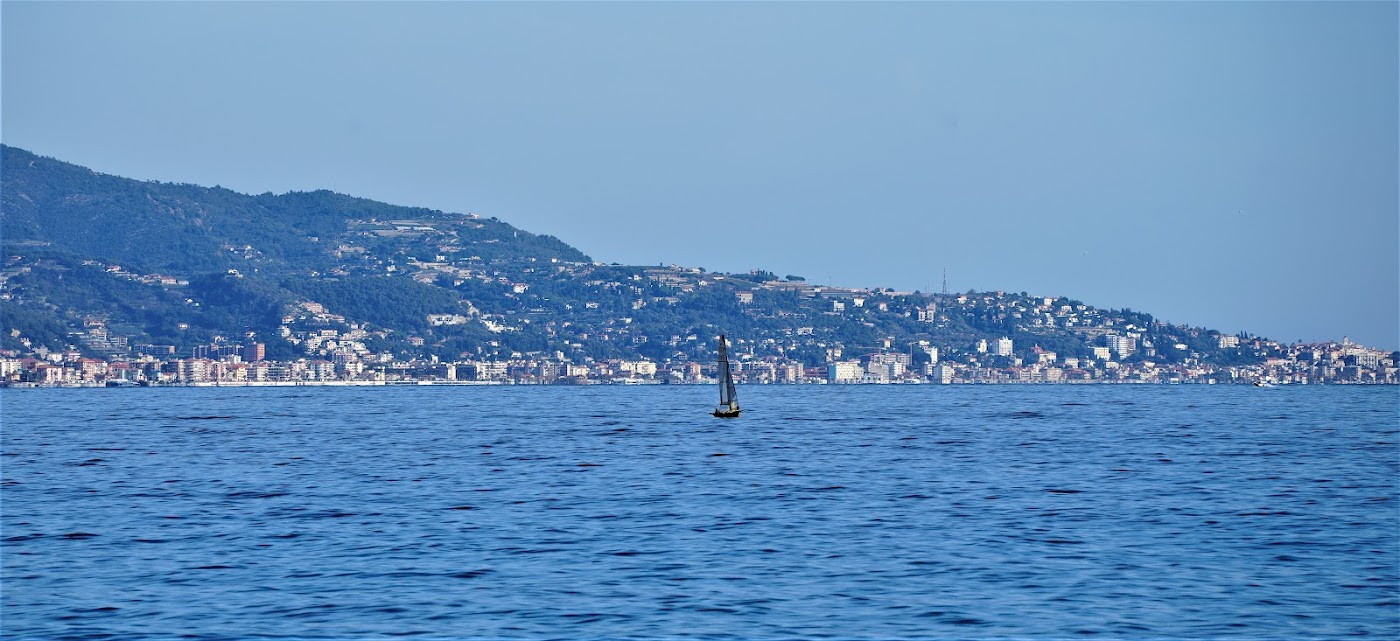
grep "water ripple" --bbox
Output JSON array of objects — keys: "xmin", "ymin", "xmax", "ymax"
[{"xmin": 2, "ymin": 384, "xmax": 1396, "ymax": 638}]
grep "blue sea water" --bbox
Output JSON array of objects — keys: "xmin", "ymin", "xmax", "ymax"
[{"xmin": 1, "ymin": 384, "xmax": 1397, "ymax": 639}]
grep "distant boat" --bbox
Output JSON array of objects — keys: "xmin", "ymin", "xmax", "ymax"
[
  {"xmin": 1254, "ymin": 380, "xmax": 1276, "ymax": 388},
  {"xmin": 713, "ymin": 334, "xmax": 741, "ymax": 418}
]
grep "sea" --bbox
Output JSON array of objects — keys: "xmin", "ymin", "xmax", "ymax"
[{"xmin": 2, "ymin": 384, "xmax": 1397, "ymax": 639}]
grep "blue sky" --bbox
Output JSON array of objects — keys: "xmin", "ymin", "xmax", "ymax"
[{"xmin": 3, "ymin": 1, "xmax": 1396, "ymax": 349}]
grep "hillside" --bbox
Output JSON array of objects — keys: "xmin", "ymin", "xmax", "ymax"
[
  {"xmin": 1, "ymin": 145, "xmax": 588, "ymax": 275},
  {"xmin": 1, "ymin": 145, "xmax": 589, "ymax": 360},
  {"xmin": 6, "ymin": 144, "xmax": 1375, "ymax": 385}
]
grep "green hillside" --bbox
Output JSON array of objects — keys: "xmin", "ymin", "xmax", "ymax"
[
  {"xmin": 1, "ymin": 145, "xmax": 588, "ymax": 275},
  {"xmin": 2, "ymin": 145, "xmax": 1281, "ymax": 373}
]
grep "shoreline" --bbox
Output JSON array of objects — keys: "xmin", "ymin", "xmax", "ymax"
[{"xmin": 3, "ymin": 379, "xmax": 1388, "ymax": 389}]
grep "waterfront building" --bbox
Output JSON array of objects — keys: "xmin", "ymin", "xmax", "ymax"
[
  {"xmin": 864, "ymin": 354, "xmax": 904, "ymax": 382},
  {"xmin": 618, "ymin": 360, "xmax": 658, "ymax": 378},
  {"xmin": 829, "ymin": 361, "xmax": 864, "ymax": 383}
]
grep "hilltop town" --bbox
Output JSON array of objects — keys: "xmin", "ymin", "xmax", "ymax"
[{"xmin": 2, "ymin": 145, "xmax": 1395, "ymax": 387}]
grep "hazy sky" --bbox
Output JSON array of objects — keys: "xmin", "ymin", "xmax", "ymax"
[{"xmin": 3, "ymin": 1, "xmax": 1397, "ymax": 349}]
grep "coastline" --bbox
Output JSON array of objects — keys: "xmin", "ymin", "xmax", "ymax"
[{"xmin": 2, "ymin": 379, "xmax": 1388, "ymax": 389}]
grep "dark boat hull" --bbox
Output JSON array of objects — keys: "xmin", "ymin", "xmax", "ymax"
[{"xmin": 713, "ymin": 408, "xmax": 742, "ymax": 418}]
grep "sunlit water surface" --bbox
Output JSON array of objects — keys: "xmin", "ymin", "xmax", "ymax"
[{"xmin": 2, "ymin": 385, "xmax": 1397, "ymax": 639}]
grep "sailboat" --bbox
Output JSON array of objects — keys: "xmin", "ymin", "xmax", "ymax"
[{"xmin": 713, "ymin": 334, "xmax": 741, "ymax": 418}]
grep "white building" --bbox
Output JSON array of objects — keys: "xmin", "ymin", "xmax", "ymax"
[
  {"xmin": 1106, "ymin": 335, "xmax": 1136, "ymax": 359},
  {"xmin": 618, "ymin": 360, "xmax": 658, "ymax": 377},
  {"xmin": 865, "ymin": 354, "xmax": 905, "ymax": 382},
  {"xmin": 828, "ymin": 361, "xmax": 864, "ymax": 383}
]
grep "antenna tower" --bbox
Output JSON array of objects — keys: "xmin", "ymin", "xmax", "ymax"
[{"xmin": 942, "ymin": 268, "xmax": 948, "ymax": 295}]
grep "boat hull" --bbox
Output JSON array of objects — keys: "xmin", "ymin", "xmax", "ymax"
[{"xmin": 713, "ymin": 408, "xmax": 742, "ymax": 418}]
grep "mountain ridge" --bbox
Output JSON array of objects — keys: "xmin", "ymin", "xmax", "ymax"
[
  {"xmin": 1, "ymin": 145, "xmax": 589, "ymax": 274},
  {"xmin": 3, "ymin": 145, "xmax": 1393, "ymax": 384}
]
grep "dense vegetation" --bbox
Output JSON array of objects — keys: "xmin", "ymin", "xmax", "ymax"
[
  {"xmin": 1, "ymin": 145, "xmax": 587, "ymax": 275},
  {"xmin": 284, "ymin": 276, "xmax": 462, "ymax": 334}
]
